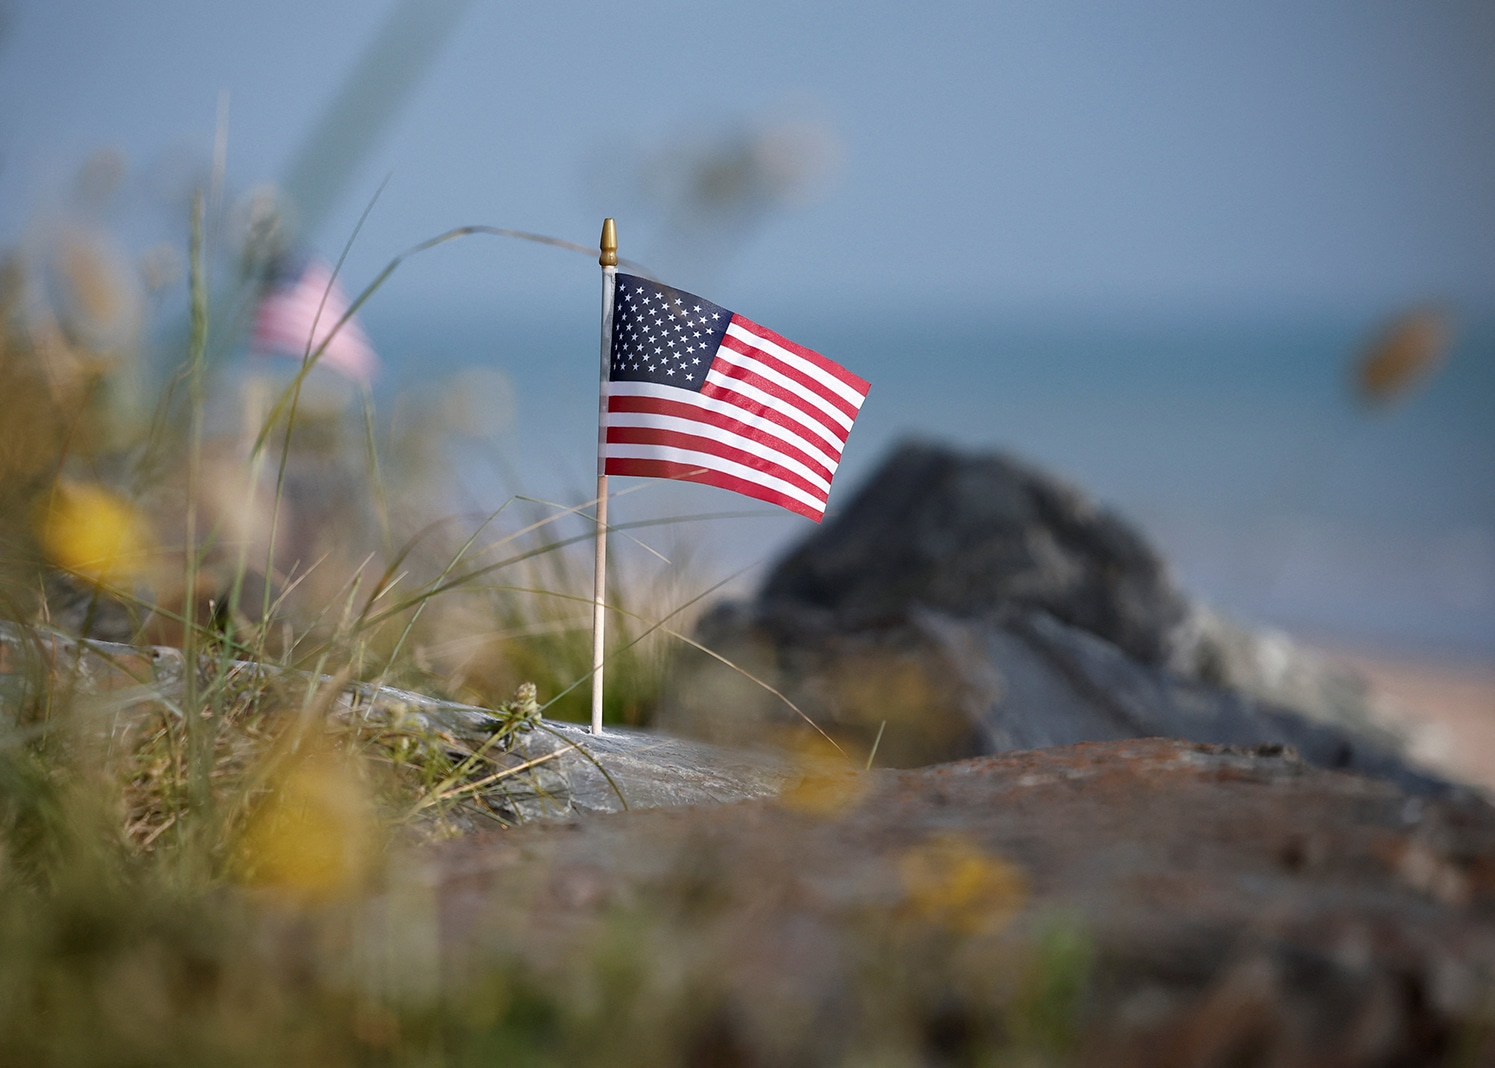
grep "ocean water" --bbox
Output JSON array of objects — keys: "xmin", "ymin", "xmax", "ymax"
[{"xmin": 363, "ymin": 305, "xmax": 1495, "ymax": 661}]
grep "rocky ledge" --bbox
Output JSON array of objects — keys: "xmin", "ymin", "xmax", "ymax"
[
  {"xmin": 430, "ymin": 737, "xmax": 1495, "ymax": 1066},
  {"xmin": 0, "ymin": 622, "xmax": 793, "ymax": 822}
]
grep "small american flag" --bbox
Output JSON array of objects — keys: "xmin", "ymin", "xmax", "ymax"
[
  {"xmin": 251, "ymin": 257, "xmax": 380, "ymax": 383},
  {"xmin": 604, "ymin": 274, "xmax": 869, "ymax": 521}
]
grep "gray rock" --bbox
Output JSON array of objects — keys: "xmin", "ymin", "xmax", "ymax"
[
  {"xmin": 343, "ymin": 680, "xmax": 792, "ymax": 820},
  {"xmin": 512, "ymin": 721, "xmax": 793, "ymax": 816},
  {"xmin": 761, "ymin": 440, "xmax": 1191, "ymax": 665},
  {"xmin": 0, "ymin": 622, "xmax": 792, "ymax": 824},
  {"xmin": 656, "ymin": 441, "xmax": 1450, "ymax": 794},
  {"xmin": 1174, "ymin": 604, "xmax": 1411, "ymax": 752}
]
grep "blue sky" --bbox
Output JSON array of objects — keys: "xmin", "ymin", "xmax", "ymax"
[
  {"xmin": 1, "ymin": 0, "xmax": 1492, "ymax": 319},
  {"xmin": 1, "ymin": 0, "xmax": 1492, "ymax": 653}
]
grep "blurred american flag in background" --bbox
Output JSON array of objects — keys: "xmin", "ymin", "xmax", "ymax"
[{"xmin": 252, "ymin": 257, "xmax": 379, "ymax": 383}]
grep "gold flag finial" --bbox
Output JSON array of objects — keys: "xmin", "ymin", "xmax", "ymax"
[{"xmin": 599, "ymin": 218, "xmax": 618, "ymax": 267}]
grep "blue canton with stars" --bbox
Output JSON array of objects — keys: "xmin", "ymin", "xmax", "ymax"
[{"xmin": 609, "ymin": 274, "xmax": 732, "ymax": 390}]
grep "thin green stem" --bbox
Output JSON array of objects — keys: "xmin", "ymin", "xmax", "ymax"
[
  {"xmin": 183, "ymin": 190, "xmax": 211, "ymax": 823},
  {"xmin": 256, "ymin": 178, "xmax": 389, "ymax": 653}
]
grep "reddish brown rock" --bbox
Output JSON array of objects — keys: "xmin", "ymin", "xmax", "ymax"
[{"xmin": 428, "ymin": 739, "xmax": 1495, "ymax": 1066}]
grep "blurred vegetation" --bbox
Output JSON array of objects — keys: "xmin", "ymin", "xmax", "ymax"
[
  {"xmin": 0, "ymin": 5, "xmax": 907, "ymax": 1059},
  {"xmin": 0, "ymin": 153, "xmax": 744, "ymax": 1063},
  {"xmin": 0, "ymin": 133, "xmax": 1093, "ymax": 1062},
  {"xmin": 593, "ymin": 109, "xmax": 845, "ymax": 287},
  {"xmin": 0, "ymin": 146, "xmax": 689, "ymax": 725}
]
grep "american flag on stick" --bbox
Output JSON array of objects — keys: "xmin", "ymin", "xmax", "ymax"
[
  {"xmin": 602, "ymin": 273, "xmax": 869, "ymax": 521},
  {"xmin": 251, "ymin": 257, "xmax": 380, "ymax": 383}
]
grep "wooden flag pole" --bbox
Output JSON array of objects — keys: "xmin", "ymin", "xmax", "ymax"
[{"xmin": 591, "ymin": 218, "xmax": 618, "ymax": 735}]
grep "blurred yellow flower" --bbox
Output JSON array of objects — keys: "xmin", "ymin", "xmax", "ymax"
[
  {"xmin": 898, "ymin": 832, "xmax": 1028, "ymax": 936},
  {"xmin": 35, "ymin": 480, "xmax": 151, "ymax": 587},
  {"xmin": 778, "ymin": 731, "xmax": 869, "ymax": 817},
  {"xmin": 234, "ymin": 746, "xmax": 378, "ymax": 904},
  {"xmin": 781, "ymin": 766, "xmax": 869, "ymax": 817}
]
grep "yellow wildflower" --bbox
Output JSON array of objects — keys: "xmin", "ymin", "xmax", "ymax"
[
  {"xmin": 898, "ymin": 832, "xmax": 1028, "ymax": 936},
  {"xmin": 35, "ymin": 480, "xmax": 150, "ymax": 587},
  {"xmin": 234, "ymin": 746, "xmax": 378, "ymax": 904}
]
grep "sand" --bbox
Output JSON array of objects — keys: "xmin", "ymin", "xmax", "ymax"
[{"xmin": 1314, "ymin": 643, "xmax": 1495, "ymax": 793}]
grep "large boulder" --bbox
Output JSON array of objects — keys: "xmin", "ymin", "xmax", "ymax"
[
  {"xmin": 760, "ymin": 441, "xmax": 1190, "ymax": 665},
  {"xmin": 656, "ymin": 440, "xmax": 1445, "ymax": 793}
]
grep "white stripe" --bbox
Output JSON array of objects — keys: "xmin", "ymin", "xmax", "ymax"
[
  {"xmin": 714, "ymin": 343, "xmax": 855, "ymax": 433},
  {"xmin": 275, "ymin": 266, "xmax": 359, "ymax": 331},
  {"xmin": 726, "ymin": 320, "xmax": 867, "ymax": 409},
  {"xmin": 606, "ymin": 380, "xmax": 841, "ymax": 469},
  {"xmin": 606, "ymin": 410, "xmax": 832, "ymax": 492},
  {"xmin": 605, "ymin": 443, "xmax": 827, "ymax": 512},
  {"xmin": 702, "ymin": 369, "xmax": 847, "ymax": 454},
  {"xmin": 253, "ymin": 262, "xmax": 379, "ymax": 382},
  {"xmin": 259, "ymin": 299, "xmax": 371, "ymax": 347}
]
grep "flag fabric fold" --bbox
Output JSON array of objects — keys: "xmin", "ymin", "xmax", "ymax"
[
  {"xmin": 251, "ymin": 257, "xmax": 380, "ymax": 383},
  {"xmin": 603, "ymin": 273, "xmax": 868, "ymax": 521}
]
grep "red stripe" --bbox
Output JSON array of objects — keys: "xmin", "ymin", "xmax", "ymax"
[
  {"xmin": 730, "ymin": 313, "xmax": 870, "ymax": 395},
  {"xmin": 606, "ymin": 393, "xmax": 834, "ymax": 483},
  {"xmin": 252, "ymin": 312, "xmax": 314, "ymax": 352},
  {"xmin": 719, "ymin": 330, "xmax": 861, "ymax": 424},
  {"xmin": 254, "ymin": 299, "xmax": 370, "ymax": 345},
  {"xmin": 253, "ymin": 317, "xmax": 366, "ymax": 353},
  {"xmin": 692, "ymin": 380, "xmax": 844, "ymax": 463},
  {"xmin": 605, "ymin": 426, "xmax": 827, "ymax": 501},
  {"xmin": 705, "ymin": 357, "xmax": 848, "ymax": 446},
  {"xmin": 252, "ymin": 298, "xmax": 338, "ymax": 348},
  {"xmin": 603, "ymin": 458, "xmax": 825, "ymax": 521},
  {"xmin": 717, "ymin": 318, "xmax": 861, "ymax": 421},
  {"xmin": 252, "ymin": 265, "xmax": 357, "ymax": 345}
]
